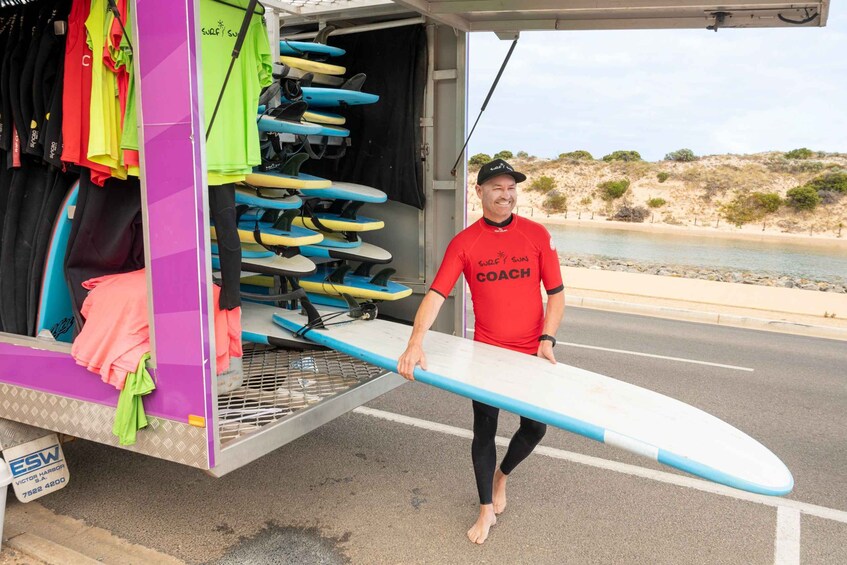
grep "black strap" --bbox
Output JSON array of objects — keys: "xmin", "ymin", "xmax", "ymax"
[
  {"xmin": 206, "ymin": 0, "xmax": 261, "ymax": 142},
  {"xmin": 449, "ymin": 38, "xmax": 518, "ymax": 176},
  {"xmin": 105, "ymin": 0, "xmax": 132, "ymax": 52},
  {"xmin": 299, "ymin": 199, "xmax": 339, "ymax": 234}
]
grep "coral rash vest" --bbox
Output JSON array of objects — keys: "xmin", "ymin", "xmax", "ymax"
[{"xmin": 430, "ymin": 214, "xmax": 564, "ymax": 354}]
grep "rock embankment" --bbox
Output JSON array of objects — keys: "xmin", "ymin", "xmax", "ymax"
[{"xmin": 560, "ymin": 254, "xmax": 847, "ymax": 293}]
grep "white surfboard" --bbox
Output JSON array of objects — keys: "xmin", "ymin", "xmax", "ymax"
[
  {"xmin": 241, "ymin": 302, "xmax": 320, "ymax": 350},
  {"xmin": 273, "ymin": 311, "xmax": 794, "ymax": 496}
]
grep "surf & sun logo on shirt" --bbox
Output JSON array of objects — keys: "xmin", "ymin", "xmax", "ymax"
[
  {"xmin": 202, "ymin": 20, "xmax": 239, "ymax": 38},
  {"xmin": 475, "ymin": 251, "xmax": 532, "ymax": 283}
]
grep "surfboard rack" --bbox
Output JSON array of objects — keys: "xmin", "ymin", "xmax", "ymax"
[{"xmin": 0, "ymin": 2, "xmax": 472, "ymax": 481}]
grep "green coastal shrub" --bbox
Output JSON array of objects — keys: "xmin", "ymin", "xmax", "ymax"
[
  {"xmin": 602, "ymin": 150, "xmax": 642, "ymax": 162},
  {"xmin": 647, "ymin": 197, "xmax": 667, "ymax": 208},
  {"xmin": 664, "ymin": 148, "xmax": 697, "ymax": 162},
  {"xmin": 493, "ymin": 150, "xmax": 514, "ymax": 160},
  {"xmin": 529, "ymin": 176, "xmax": 556, "ymax": 194},
  {"xmin": 720, "ymin": 198, "xmax": 759, "ymax": 227},
  {"xmin": 598, "ymin": 178, "xmax": 630, "ymax": 201},
  {"xmin": 765, "ymin": 158, "xmax": 825, "ymax": 174},
  {"xmin": 784, "ymin": 147, "xmax": 814, "ymax": 160},
  {"xmin": 805, "ymin": 171, "xmax": 847, "ymax": 193},
  {"xmin": 542, "ymin": 191, "xmax": 568, "ymax": 213},
  {"xmin": 516, "ymin": 150, "xmax": 529, "ymax": 158},
  {"xmin": 469, "ymin": 153, "xmax": 490, "ymax": 167},
  {"xmin": 579, "ymin": 196, "xmax": 593, "ymax": 206},
  {"xmin": 750, "ymin": 192, "xmax": 782, "ymax": 213},
  {"xmin": 559, "ymin": 150, "xmax": 593, "ymax": 161},
  {"xmin": 657, "ymin": 172, "xmax": 670, "ymax": 183},
  {"xmin": 720, "ymin": 192, "xmax": 782, "ymax": 227},
  {"xmin": 786, "ymin": 185, "xmax": 822, "ymax": 211}
]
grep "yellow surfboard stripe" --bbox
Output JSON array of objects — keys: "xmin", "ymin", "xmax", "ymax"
[
  {"xmin": 280, "ymin": 56, "xmax": 345, "ymax": 76},
  {"xmin": 210, "ymin": 227, "xmax": 324, "ymax": 248},
  {"xmin": 244, "ymin": 172, "xmax": 332, "ymax": 190},
  {"xmin": 303, "ymin": 111, "xmax": 346, "ymax": 125},
  {"xmin": 299, "ymin": 280, "xmax": 413, "ymax": 301},
  {"xmin": 292, "ymin": 216, "xmax": 384, "ymax": 233}
]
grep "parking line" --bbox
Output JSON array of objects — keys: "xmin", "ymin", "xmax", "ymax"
[
  {"xmin": 354, "ymin": 407, "xmax": 847, "ymax": 524},
  {"xmin": 559, "ymin": 342, "xmax": 755, "ymax": 372},
  {"xmin": 464, "ymin": 328, "xmax": 754, "ymax": 371},
  {"xmin": 775, "ymin": 506, "xmax": 801, "ymax": 565}
]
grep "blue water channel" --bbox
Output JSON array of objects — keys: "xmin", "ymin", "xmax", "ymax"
[{"xmin": 546, "ymin": 223, "xmax": 847, "ymax": 281}]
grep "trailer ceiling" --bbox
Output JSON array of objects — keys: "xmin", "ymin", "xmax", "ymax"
[{"xmin": 267, "ymin": 1, "xmax": 829, "ymax": 32}]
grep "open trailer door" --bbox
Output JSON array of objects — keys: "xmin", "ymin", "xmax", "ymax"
[
  {"xmin": 391, "ymin": 0, "xmax": 829, "ymax": 32},
  {"xmin": 0, "ymin": 0, "xmax": 830, "ymax": 485}
]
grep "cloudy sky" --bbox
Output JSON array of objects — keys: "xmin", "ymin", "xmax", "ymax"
[{"xmin": 466, "ymin": 7, "xmax": 847, "ymax": 162}]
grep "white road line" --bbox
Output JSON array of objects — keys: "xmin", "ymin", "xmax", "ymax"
[
  {"xmin": 463, "ymin": 328, "xmax": 754, "ymax": 372},
  {"xmin": 775, "ymin": 506, "xmax": 801, "ymax": 565},
  {"xmin": 354, "ymin": 407, "xmax": 847, "ymax": 525},
  {"xmin": 559, "ymin": 341, "xmax": 755, "ymax": 372}
]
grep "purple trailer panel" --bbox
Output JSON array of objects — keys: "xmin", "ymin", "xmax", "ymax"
[
  {"xmin": 135, "ymin": 0, "xmax": 215, "ymax": 464},
  {"xmin": 0, "ymin": 0, "xmax": 213, "ymax": 441}
]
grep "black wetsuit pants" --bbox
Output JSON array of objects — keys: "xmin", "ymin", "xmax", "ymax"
[
  {"xmin": 208, "ymin": 184, "xmax": 241, "ymax": 310},
  {"xmin": 472, "ymin": 400, "xmax": 547, "ymax": 505}
]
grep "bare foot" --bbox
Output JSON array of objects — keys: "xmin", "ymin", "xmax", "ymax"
[
  {"xmin": 467, "ymin": 505, "xmax": 497, "ymax": 544},
  {"xmin": 492, "ymin": 469, "xmax": 508, "ymax": 515}
]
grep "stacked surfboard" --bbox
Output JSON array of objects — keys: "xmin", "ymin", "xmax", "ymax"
[
  {"xmin": 257, "ymin": 38, "xmax": 378, "ymax": 141},
  {"xmin": 219, "ymin": 34, "xmax": 410, "ymax": 348},
  {"xmin": 231, "ymin": 160, "xmax": 411, "ymax": 306}
]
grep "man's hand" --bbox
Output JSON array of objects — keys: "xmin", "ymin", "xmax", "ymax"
[
  {"xmin": 398, "ymin": 342, "xmax": 427, "ymax": 381},
  {"xmin": 537, "ymin": 340, "xmax": 556, "ymax": 364}
]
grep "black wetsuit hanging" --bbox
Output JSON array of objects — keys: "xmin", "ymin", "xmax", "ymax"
[
  {"xmin": 208, "ymin": 183, "xmax": 241, "ymax": 310},
  {"xmin": 0, "ymin": 1, "xmax": 76, "ymax": 335},
  {"xmin": 64, "ymin": 170, "xmax": 145, "ymax": 331}
]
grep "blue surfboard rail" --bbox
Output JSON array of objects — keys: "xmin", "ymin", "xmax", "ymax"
[
  {"xmin": 301, "ymin": 266, "xmax": 411, "ymax": 296},
  {"xmin": 272, "ymin": 315, "xmax": 794, "ymax": 497},
  {"xmin": 300, "ymin": 235, "xmax": 361, "ymax": 249},
  {"xmin": 236, "ymin": 220, "xmax": 321, "ymax": 241},
  {"xmin": 235, "ymin": 189, "xmax": 302, "ymax": 210},
  {"xmin": 279, "ymin": 40, "xmax": 345, "ymax": 57},
  {"xmin": 287, "ymin": 87, "xmax": 379, "ymax": 108},
  {"xmin": 257, "ymin": 114, "xmax": 323, "ymax": 136},
  {"xmin": 305, "ymin": 186, "xmax": 387, "ymax": 204},
  {"xmin": 211, "ymin": 243, "xmax": 274, "ymax": 259},
  {"xmin": 309, "ymin": 124, "xmax": 350, "ymax": 138}
]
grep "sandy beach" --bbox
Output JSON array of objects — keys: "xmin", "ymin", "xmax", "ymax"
[
  {"xmin": 467, "ymin": 152, "xmax": 847, "ymax": 245},
  {"xmin": 468, "ymin": 210, "xmax": 847, "ymax": 249}
]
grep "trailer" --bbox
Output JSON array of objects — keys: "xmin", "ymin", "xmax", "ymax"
[{"xmin": 0, "ymin": 0, "xmax": 828, "ymax": 492}]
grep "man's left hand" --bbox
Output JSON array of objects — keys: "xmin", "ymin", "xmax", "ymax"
[{"xmin": 537, "ymin": 340, "xmax": 556, "ymax": 364}]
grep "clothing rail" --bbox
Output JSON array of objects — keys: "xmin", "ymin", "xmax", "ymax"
[{"xmin": 282, "ymin": 16, "xmax": 426, "ymax": 40}]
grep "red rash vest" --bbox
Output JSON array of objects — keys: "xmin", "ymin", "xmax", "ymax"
[{"xmin": 430, "ymin": 214, "xmax": 564, "ymax": 354}]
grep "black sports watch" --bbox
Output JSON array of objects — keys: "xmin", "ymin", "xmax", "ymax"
[{"xmin": 538, "ymin": 334, "xmax": 557, "ymax": 347}]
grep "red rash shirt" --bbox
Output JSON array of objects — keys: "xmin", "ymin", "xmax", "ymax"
[{"xmin": 429, "ymin": 214, "xmax": 564, "ymax": 354}]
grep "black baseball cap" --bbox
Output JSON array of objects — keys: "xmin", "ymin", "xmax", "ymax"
[{"xmin": 476, "ymin": 159, "xmax": 527, "ymax": 185}]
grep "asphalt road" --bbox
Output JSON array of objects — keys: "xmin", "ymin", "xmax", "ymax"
[{"xmin": 21, "ymin": 308, "xmax": 847, "ymax": 564}]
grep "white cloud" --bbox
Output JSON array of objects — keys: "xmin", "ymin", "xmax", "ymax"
[{"xmin": 467, "ymin": 8, "xmax": 847, "ymax": 161}]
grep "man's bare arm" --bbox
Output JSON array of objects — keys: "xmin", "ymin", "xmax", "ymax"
[
  {"xmin": 537, "ymin": 291, "xmax": 565, "ymax": 364},
  {"xmin": 397, "ymin": 291, "xmax": 446, "ymax": 380}
]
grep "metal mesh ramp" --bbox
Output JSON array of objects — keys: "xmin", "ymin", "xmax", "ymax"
[{"xmin": 217, "ymin": 344, "xmax": 386, "ymax": 445}]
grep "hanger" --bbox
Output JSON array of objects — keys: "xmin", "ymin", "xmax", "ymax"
[
  {"xmin": 210, "ymin": 0, "xmax": 264, "ymax": 16},
  {"xmin": 0, "ymin": 0, "xmax": 40, "ymax": 8}
]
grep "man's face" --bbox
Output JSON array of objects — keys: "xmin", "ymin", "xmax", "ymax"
[{"xmin": 476, "ymin": 174, "xmax": 517, "ymax": 219}]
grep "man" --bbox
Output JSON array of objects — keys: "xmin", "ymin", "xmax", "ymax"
[{"xmin": 398, "ymin": 158, "xmax": 565, "ymax": 545}]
